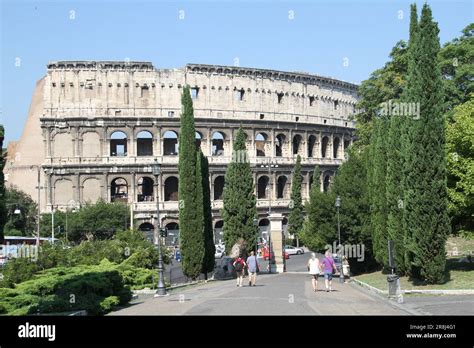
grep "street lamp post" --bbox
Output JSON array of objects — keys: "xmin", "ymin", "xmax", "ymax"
[
  {"xmin": 30, "ymin": 165, "xmax": 41, "ymax": 247},
  {"xmin": 335, "ymin": 195, "xmax": 344, "ymax": 283},
  {"xmin": 152, "ymin": 161, "xmax": 167, "ymax": 297},
  {"xmin": 51, "ymin": 205, "xmax": 55, "ymax": 244},
  {"xmin": 253, "ymin": 217, "xmax": 258, "ymax": 255}
]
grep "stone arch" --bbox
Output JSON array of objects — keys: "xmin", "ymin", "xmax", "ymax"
[
  {"xmin": 255, "ymin": 132, "xmax": 268, "ymax": 157},
  {"xmin": 333, "ymin": 137, "xmax": 341, "ymax": 159},
  {"xmin": 275, "ymin": 134, "xmax": 286, "ymax": 157},
  {"xmin": 136, "ymin": 130, "xmax": 153, "ymax": 156},
  {"xmin": 82, "ymin": 131, "xmax": 101, "ymax": 157},
  {"xmin": 323, "ymin": 174, "xmax": 332, "ymax": 192},
  {"xmin": 277, "ymin": 175, "xmax": 288, "ymax": 199},
  {"xmin": 164, "ymin": 176, "xmax": 179, "ymax": 201},
  {"xmin": 163, "ymin": 130, "xmax": 179, "ymax": 155},
  {"xmin": 211, "ymin": 131, "xmax": 225, "ymax": 156},
  {"xmin": 111, "ymin": 177, "xmax": 128, "ymax": 202},
  {"xmin": 308, "ymin": 135, "xmax": 317, "ymax": 158},
  {"xmin": 257, "ymin": 175, "xmax": 270, "ymax": 199},
  {"xmin": 137, "ymin": 176, "xmax": 154, "ymax": 202},
  {"xmin": 292, "ymin": 134, "xmax": 303, "ymax": 156},
  {"xmin": 82, "ymin": 177, "xmax": 101, "ymax": 203},
  {"xmin": 195, "ymin": 131, "xmax": 202, "ymax": 150},
  {"xmin": 53, "ymin": 132, "xmax": 73, "ymax": 158},
  {"xmin": 110, "ymin": 131, "xmax": 127, "ymax": 157},
  {"xmin": 213, "ymin": 176, "xmax": 225, "ymax": 200},
  {"xmin": 321, "ymin": 136, "xmax": 329, "ymax": 158},
  {"xmin": 138, "ymin": 222, "xmax": 154, "ymax": 243},
  {"xmin": 54, "ymin": 178, "xmax": 74, "ymax": 206}
]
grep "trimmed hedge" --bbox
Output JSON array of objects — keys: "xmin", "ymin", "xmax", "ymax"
[{"xmin": 0, "ymin": 260, "xmax": 132, "ymax": 315}]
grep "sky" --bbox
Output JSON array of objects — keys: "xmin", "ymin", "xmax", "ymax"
[{"xmin": 1, "ymin": 0, "xmax": 472, "ymax": 144}]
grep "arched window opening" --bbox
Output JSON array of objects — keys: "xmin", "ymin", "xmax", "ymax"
[
  {"xmin": 137, "ymin": 177, "xmax": 154, "ymax": 202},
  {"xmin": 137, "ymin": 131, "xmax": 153, "ymax": 156},
  {"xmin": 163, "ymin": 131, "xmax": 178, "ymax": 155},
  {"xmin": 110, "ymin": 131, "xmax": 127, "ymax": 157},
  {"xmin": 257, "ymin": 176, "xmax": 270, "ymax": 199},
  {"xmin": 214, "ymin": 176, "xmax": 225, "ymax": 200},
  {"xmin": 111, "ymin": 178, "xmax": 128, "ymax": 202},
  {"xmin": 277, "ymin": 176, "xmax": 287, "ymax": 199},
  {"xmin": 256, "ymin": 133, "xmax": 267, "ymax": 157},
  {"xmin": 321, "ymin": 136, "xmax": 329, "ymax": 158},
  {"xmin": 212, "ymin": 132, "xmax": 224, "ymax": 156},
  {"xmin": 164, "ymin": 177, "xmax": 179, "ymax": 201}
]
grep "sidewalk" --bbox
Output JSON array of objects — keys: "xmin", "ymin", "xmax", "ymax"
[{"xmin": 110, "ymin": 273, "xmax": 410, "ymax": 315}]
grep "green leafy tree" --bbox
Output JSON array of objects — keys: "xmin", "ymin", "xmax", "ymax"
[
  {"xmin": 3, "ymin": 187, "xmax": 37, "ymax": 236},
  {"xmin": 198, "ymin": 151, "xmax": 215, "ymax": 277},
  {"xmin": 66, "ymin": 200, "xmax": 129, "ymax": 241},
  {"xmin": 332, "ymin": 148, "xmax": 377, "ymax": 274},
  {"xmin": 178, "ymin": 86, "xmax": 204, "ymax": 279},
  {"xmin": 301, "ymin": 166, "xmax": 336, "ymax": 252},
  {"xmin": 402, "ymin": 4, "xmax": 451, "ymax": 283},
  {"xmin": 439, "ymin": 24, "xmax": 474, "ymax": 112},
  {"xmin": 446, "ymin": 96, "xmax": 474, "ymax": 235},
  {"xmin": 222, "ymin": 126, "xmax": 257, "ymax": 254},
  {"xmin": 288, "ymin": 155, "xmax": 304, "ymax": 246}
]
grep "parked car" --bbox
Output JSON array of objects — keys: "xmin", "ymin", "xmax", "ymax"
[
  {"xmin": 284, "ymin": 245, "xmax": 304, "ymax": 255},
  {"xmin": 263, "ymin": 248, "xmax": 289, "ymax": 261},
  {"xmin": 215, "ymin": 245, "xmax": 225, "ymax": 258}
]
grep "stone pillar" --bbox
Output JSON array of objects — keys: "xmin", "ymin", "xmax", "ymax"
[{"xmin": 269, "ymin": 213, "xmax": 285, "ymax": 273}]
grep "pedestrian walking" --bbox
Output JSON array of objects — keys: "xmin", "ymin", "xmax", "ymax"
[
  {"xmin": 307, "ymin": 252, "xmax": 321, "ymax": 292},
  {"xmin": 246, "ymin": 251, "xmax": 259, "ymax": 286},
  {"xmin": 321, "ymin": 250, "xmax": 337, "ymax": 292},
  {"xmin": 233, "ymin": 255, "xmax": 246, "ymax": 287}
]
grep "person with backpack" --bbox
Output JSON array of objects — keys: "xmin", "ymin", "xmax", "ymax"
[
  {"xmin": 307, "ymin": 252, "xmax": 322, "ymax": 292},
  {"xmin": 233, "ymin": 255, "xmax": 246, "ymax": 287},
  {"xmin": 246, "ymin": 250, "xmax": 259, "ymax": 286},
  {"xmin": 321, "ymin": 250, "xmax": 337, "ymax": 292}
]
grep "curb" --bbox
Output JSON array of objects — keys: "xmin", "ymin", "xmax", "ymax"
[
  {"xmin": 351, "ymin": 278, "xmax": 474, "ymax": 295},
  {"xmin": 132, "ymin": 279, "xmax": 217, "ymax": 295}
]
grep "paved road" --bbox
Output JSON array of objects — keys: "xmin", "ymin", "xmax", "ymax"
[
  {"xmin": 111, "ymin": 272, "xmax": 409, "ymax": 315},
  {"xmin": 400, "ymin": 295, "xmax": 474, "ymax": 315}
]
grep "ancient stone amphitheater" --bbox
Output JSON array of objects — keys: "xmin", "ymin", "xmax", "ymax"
[{"xmin": 4, "ymin": 61, "xmax": 358, "ymax": 244}]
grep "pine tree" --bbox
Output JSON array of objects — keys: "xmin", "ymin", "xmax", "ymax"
[
  {"xmin": 369, "ymin": 115, "xmax": 389, "ymax": 267},
  {"xmin": 385, "ymin": 3, "xmax": 418, "ymax": 275},
  {"xmin": 288, "ymin": 155, "xmax": 304, "ymax": 246},
  {"xmin": 222, "ymin": 127, "xmax": 257, "ymax": 254},
  {"xmin": 199, "ymin": 150, "xmax": 216, "ymax": 278},
  {"xmin": 402, "ymin": 4, "xmax": 450, "ymax": 283},
  {"xmin": 178, "ymin": 86, "xmax": 204, "ymax": 279}
]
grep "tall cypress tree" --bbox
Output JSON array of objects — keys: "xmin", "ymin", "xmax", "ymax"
[
  {"xmin": 199, "ymin": 150, "xmax": 215, "ymax": 278},
  {"xmin": 0, "ymin": 125, "xmax": 6, "ymax": 244},
  {"xmin": 178, "ymin": 86, "xmax": 204, "ymax": 279},
  {"xmin": 288, "ymin": 155, "xmax": 304, "ymax": 246},
  {"xmin": 369, "ymin": 115, "xmax": 389, "ymax": 267},
  {"xmin": 385, "ymin": 3, "xmax": 418, "ymax": 275},
  {"xmin": 222, "ymin": 127, "xmax": 257, "ymax": 254},
  {"xmin": 402, "ymin": 4, "xmax": 450, "ymax": 283}
]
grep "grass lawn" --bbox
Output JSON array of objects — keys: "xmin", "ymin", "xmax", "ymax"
[{"xmin": 353, "ymin": 257, "xmax": 474, "ymax": 291}]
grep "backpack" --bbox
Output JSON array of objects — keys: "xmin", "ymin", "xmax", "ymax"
[{"xmin": 234, "ymin": 260, "xmax": 243, "ymax": 272}]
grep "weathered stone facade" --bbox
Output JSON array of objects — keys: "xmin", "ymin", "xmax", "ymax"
[{"xmin": 4, "ymin": 61, "xmax": 358, "ymax": 243}]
